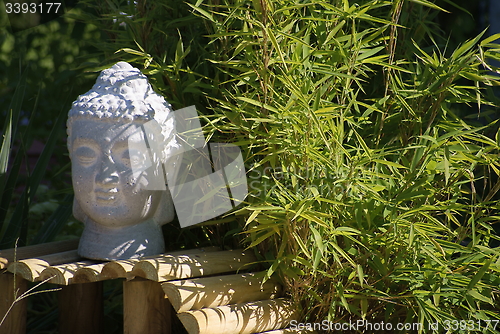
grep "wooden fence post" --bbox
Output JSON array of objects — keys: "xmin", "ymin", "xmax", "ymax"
[
  {"xmin": 58, "ymin": 282, "xmax": 103, "ymax": 334},
  {"xmin": 0, "ymin": 273, "xmax": 27, "ymax": 334},
  {"xmin": 123, "ymin": 278, "xmax": 171, "ymax": 334}
]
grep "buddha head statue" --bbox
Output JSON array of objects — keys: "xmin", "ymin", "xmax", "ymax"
[{"xmin": 67, "ymin": 62, "xmax": 179, "ymax": 260}]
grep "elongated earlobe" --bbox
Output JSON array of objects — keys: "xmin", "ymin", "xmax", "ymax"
[
  {"xmin": 73, "ymin": 197, "xmax": 87, "ymax": 223},
  {"xmin": 153, "ymin": 189, "xmax": 175, "ymax": 226}
]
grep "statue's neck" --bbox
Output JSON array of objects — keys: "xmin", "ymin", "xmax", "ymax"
[{"xmin": 78, "ymin": 218, "xmax": 165, "ymax": 260}]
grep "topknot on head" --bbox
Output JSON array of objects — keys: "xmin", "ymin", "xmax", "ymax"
[
  {"xmin": 112, "ymin": 61, "xmax": 134, "ymax": 71},
  {"xmin": 68, "ymin": 61, "xmax": 171, "ymax": 123},
  {"xmin": 67, "ymin": 62, "xmax": 178, "ymax": 159}
]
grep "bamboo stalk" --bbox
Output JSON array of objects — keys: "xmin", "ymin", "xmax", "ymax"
[
  {"xmin": 177, "ymin": 298, "xmax": 297, "ymax": 334},
  {"xmin": 0, "ymin": 239, "xmax": 79, "ymax": 269},
  {"xmin": 162, "ymin": 273, "xmax": 281, "ymax": 312},
  {"xmin": 131, "ymin": 250, "xmax": 257, "ymax": 282},
  {"xmin": 99, "ymin": 247, "xmax": 221, "ymax": 281},
  {"xmin": 7, "ymin": 250, "xmax": 81, "ymax": 282}
]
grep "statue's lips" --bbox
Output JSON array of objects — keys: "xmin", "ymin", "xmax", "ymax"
[{"xmin": 95, "ymin": 188, "xmax": 119, "ymax": 203}]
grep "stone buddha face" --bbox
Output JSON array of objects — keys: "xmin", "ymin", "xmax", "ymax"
[
  {"xmin": 67, "ymin": 62, "xmax": 179, "ymax": 260},
  {"xmin": 70, "ymin": 120, "xmax": 162, "ymax": 227}
]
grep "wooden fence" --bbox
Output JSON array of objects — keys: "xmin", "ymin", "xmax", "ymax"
[{"xmin": 0, "ymin": 239, "xmax": 314, "ymax": 334}]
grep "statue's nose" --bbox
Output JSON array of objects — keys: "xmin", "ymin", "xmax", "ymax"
[{"xmin": 95, "ymin": 153, "xmax": 119, "ymax": 185}]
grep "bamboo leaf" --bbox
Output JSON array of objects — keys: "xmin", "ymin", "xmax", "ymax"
[
  {"xmin": 408, "ymin": 0, "xmax": 449, "ymax": 12},
  {"xmin": 372, "ymin": 159, "xmax": 407, "ymax": 169},
  {"xmin": 466, "ymin": 260, "xmax": 492, "ymax": 291},
  {"xmin": 0, "ymin": 110, "xmax": 12, "ymax": 192},
  {"xmin": 236, "ymin": 97, "xmax": 280, "ymax": 113},
  {"xmin": 451, "ymin": 30, "xmax": 485, "ymax": 61},
  {"xmin": 186, "ymin": 2, "xmax": 216, "ymax": 23}
]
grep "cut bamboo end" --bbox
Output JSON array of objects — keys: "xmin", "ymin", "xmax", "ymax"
[
  {"xmin": 132, "ymin": 249, "xmax": 257, "ymax": 282},
  {"xmin": 162, "ymin": 272, "xmax": 282, "ymax": 313},
  {"xmin": 99, "ymin": 260, "xmax": 138, "ymax": 280},
  {"xmin": 72, "ymin": 263, "xmax": 107, "ymax": 283},
  {"xmin": 7, "ymin": 250, "xmax": 81, "ymax": 282},
  {"xmin": 38, "ymin": 261, "xmax": 98, "ymax": 285},
  {"xmin": 0, "ymin": 239, "xmax": 79, "ymax": 269},
  {"xmin": 177, "ymin": 298, "xmax": 297, "ymax": 334},
  {"xmin": 7, "ymin": 259, "xmax": 50, "ymax": 282}
]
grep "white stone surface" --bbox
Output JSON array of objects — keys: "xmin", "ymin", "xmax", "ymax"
[{"xmin": 67, "ymin": 62, "xmax": 178, "ymax": 260}]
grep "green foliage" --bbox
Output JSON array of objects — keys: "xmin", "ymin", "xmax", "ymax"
[
  {"xmin": 197, "ymin": 0, "xmax": 500, "ymax": 330},
  {"xmin": 0, "ymin": 87, "xmax": 69, "ymax": 248},
  {"xmin": 0, "ymin": 11, "xmax": 101, "ymax": 248},
  {"xmin": 66, "ymin": 0, "xmax": 217, "ymax": 111},
  {"xmin": 191, "ymin": 1, "xmax": 500, "ymax": 331},
  {"xmin": 68, "ymin": 0, "xmax": 247, "ymax": 251},
  {"xmin": 7, "ymin": 0, "xmax": 499, "ymax": 332}
]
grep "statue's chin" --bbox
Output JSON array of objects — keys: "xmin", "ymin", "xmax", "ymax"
[
  {"xmin": 85, "ymin": 214, "xmax": 151, "ymax": 228},
  {"xmin": 77, "ymin": 218, "xmax": 165, "ymax": 260},
  {"xmin": 81, "ymin": 203, "xmax": 156, "ymax": 228}
]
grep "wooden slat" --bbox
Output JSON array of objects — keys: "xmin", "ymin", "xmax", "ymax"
[
  {"xmin": 59, "ymin": 282, "xmax": 103, "ymax": 334},
  {"xmin": 0, "ymin": 239, "xmax": 79, "ymax": 269},
  {"xmin": 99, "ymin": 259, "xmax": 137, "ymax": 280},
  {"xmin": 0, "ymin": 273, "xmax": 27, "ymax": 334},
  {"xmin": 38, "ymin": 261, "xmax": 98, "ymax": 285},
  {"xmin": 162, "ymin": 272, "xmax": 281, "ymax": 313},
  {"xmin": 7, "ymin": 250, "xmax": 81, "ymax": 282},
  {"xmin": 99, "ymin": 247, "xmax": 221, "ymax": 281},
  {"xmin": 2, "ymin": 244, "xmax": 309, "ymax": 334},
  {"xmin": 177, "ymin": 298, "xmax": 297, "ymax": 334},
  {"xmin": 123, "ymin": 278, "xmax": 171, "ymax": 334},
  {"xmin": 72, "ymin": 263, "xmax": 108, "ymax": 284},
  {"xmin": 131, "ymin": 249, "xmax": 257, "ymax": 282}
]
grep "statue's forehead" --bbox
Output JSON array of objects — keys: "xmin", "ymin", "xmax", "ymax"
[{"xmin": 70, "ymin": 119, "xmax": 145, "ymax": 145}]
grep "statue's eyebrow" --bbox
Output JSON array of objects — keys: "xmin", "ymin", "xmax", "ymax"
[
  {"xmin": 111, "ymin": 139, "xmax": 129, "ymax": 153},
  {"xmin": 73, "ymin": 137, "xmax": 98, "ymax": 148}
]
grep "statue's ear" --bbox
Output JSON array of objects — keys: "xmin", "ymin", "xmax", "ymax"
[
  {"xmin": 73, "ymin": 197, "xmax": 87, "ymax": 222},
  {"xmin": 154, "ymin": 189, "xmax": 175, "ymax": 226}
]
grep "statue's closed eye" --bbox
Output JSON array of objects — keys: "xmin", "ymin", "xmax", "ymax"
[
  {"xmin": 121, "ymin": 149, "xmax": 148, "ymax": 170},
  {"xmin": 75, "ymin": 146, "xmax": 98, "ymax": 166}
]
